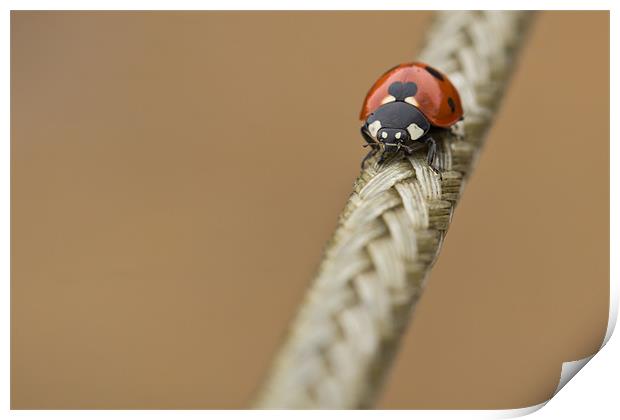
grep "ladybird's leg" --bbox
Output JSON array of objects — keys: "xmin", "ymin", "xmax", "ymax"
[
  {"xmin": 424, "ymin": 136, "xmax": 441, "ymax": 173},
  {"xmin": 400, "ymin": 144, "xmax": 414, "ymax": 155},
  {"xmin": 360, "ymin": 127, "xmax": 381, "ymax": 169},
  {"xmin": 360, "ymin": 127, "xmax": 380, "ymax": 167},
  {"xmin": 377, "ymin": 151, "xmax": 387, "ymax": 165},
  {"xmin": 361, "ymin": 148, "xmax": 378, "ymax": 168},
  {"xmin": 375, "ymin": 142, "xmax": 390, "ymax": 165},
  {"xmin": 402, "ymin": 141, "xmax": 425, "ymax": 157},
  {"xmin": 361, "ymin": 143, "xmax": 387, "ymax": 168},
  {"xmin": 360, "ymin": 126, "xmax": 378, "ymax": 147}
]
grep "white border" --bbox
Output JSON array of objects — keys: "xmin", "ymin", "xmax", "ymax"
[
  {"xmin": 1, "ymin": 0, "xmax": 617, "ymax": 10},
  {"xmin": 2, "ymin": 2, "xmax": 616, "ymax": 418}
]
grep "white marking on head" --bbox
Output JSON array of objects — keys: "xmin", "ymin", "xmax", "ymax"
[
  {"xmin": 381, "ymin": 95, "xmax": 396, "ymax": 105},
  {"xmin": 395, "ymin": 132, "xmax": 402, "ymax": 140},
  {"xmin": 405, "ymin": 96, "xmax": 419, "ymax": 107},
  {"xmin": 381, "ymin": 131, "xmax": 388, "ymax": 139},
  {"xmin": 368, "ymin": 120, "xmax": 382, "ymax": 138},
  {"xmin": 407, "ymin": 123, "xmax": 425, "ymax": 140}
]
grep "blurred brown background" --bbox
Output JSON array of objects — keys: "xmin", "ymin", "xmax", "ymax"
[{"xmin": 11, "ymin": 11, "xmax": 609, "ymax": 409}]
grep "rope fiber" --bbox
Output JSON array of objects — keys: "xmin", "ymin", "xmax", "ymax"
[{"xmin": 254, "ymin": 11, "xmax": 534, "ymax": 409}]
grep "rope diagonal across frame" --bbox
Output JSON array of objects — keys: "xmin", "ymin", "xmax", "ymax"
[{"xmin": 255, "ymin": 11, "xmax": 534, "ymax": 409}]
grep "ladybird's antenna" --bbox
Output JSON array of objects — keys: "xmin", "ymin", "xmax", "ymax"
[{"xmin": 254, "ymin": 11, "xmax": 535, "ymax": 409}]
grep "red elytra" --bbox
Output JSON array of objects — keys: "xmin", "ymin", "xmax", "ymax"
[{"xmin": 359, "ymin": 62, "xmax": 463, "ymax": 128}]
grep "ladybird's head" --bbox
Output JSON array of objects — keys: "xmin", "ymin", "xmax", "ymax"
[
  {"xmin": 364, "ymin": 100, "xmax": 430, "ymax": 145},
  {"xmin": 375, "ymin": 127, "xmax": 410, "ymax": 143}
]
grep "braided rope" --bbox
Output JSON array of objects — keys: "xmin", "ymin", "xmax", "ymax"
[{"xmin": 254, "ymin": 11, "xmax": 534, "ymax": 409}]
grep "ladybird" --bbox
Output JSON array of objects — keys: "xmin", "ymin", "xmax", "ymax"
[{"xmin": 359, "ymin": 62, "xmax": 463, "ymax": 171}]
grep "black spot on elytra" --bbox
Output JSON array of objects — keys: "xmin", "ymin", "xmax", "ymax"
[
  {"xmin": 425, "ymin": 65, "xmax": 444, "ymax": 81},
  {"xmin": 388, "ymin": 81, "xmax": 418, "ymax": 101},
  {"xmin": 448, "ymin": 97, "xmax": 456, "ymax": 113}
]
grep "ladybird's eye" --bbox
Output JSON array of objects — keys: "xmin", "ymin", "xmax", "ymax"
[{"xmin": 381, "ymin": 95, "xmax": 396, "ymax": 105}]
